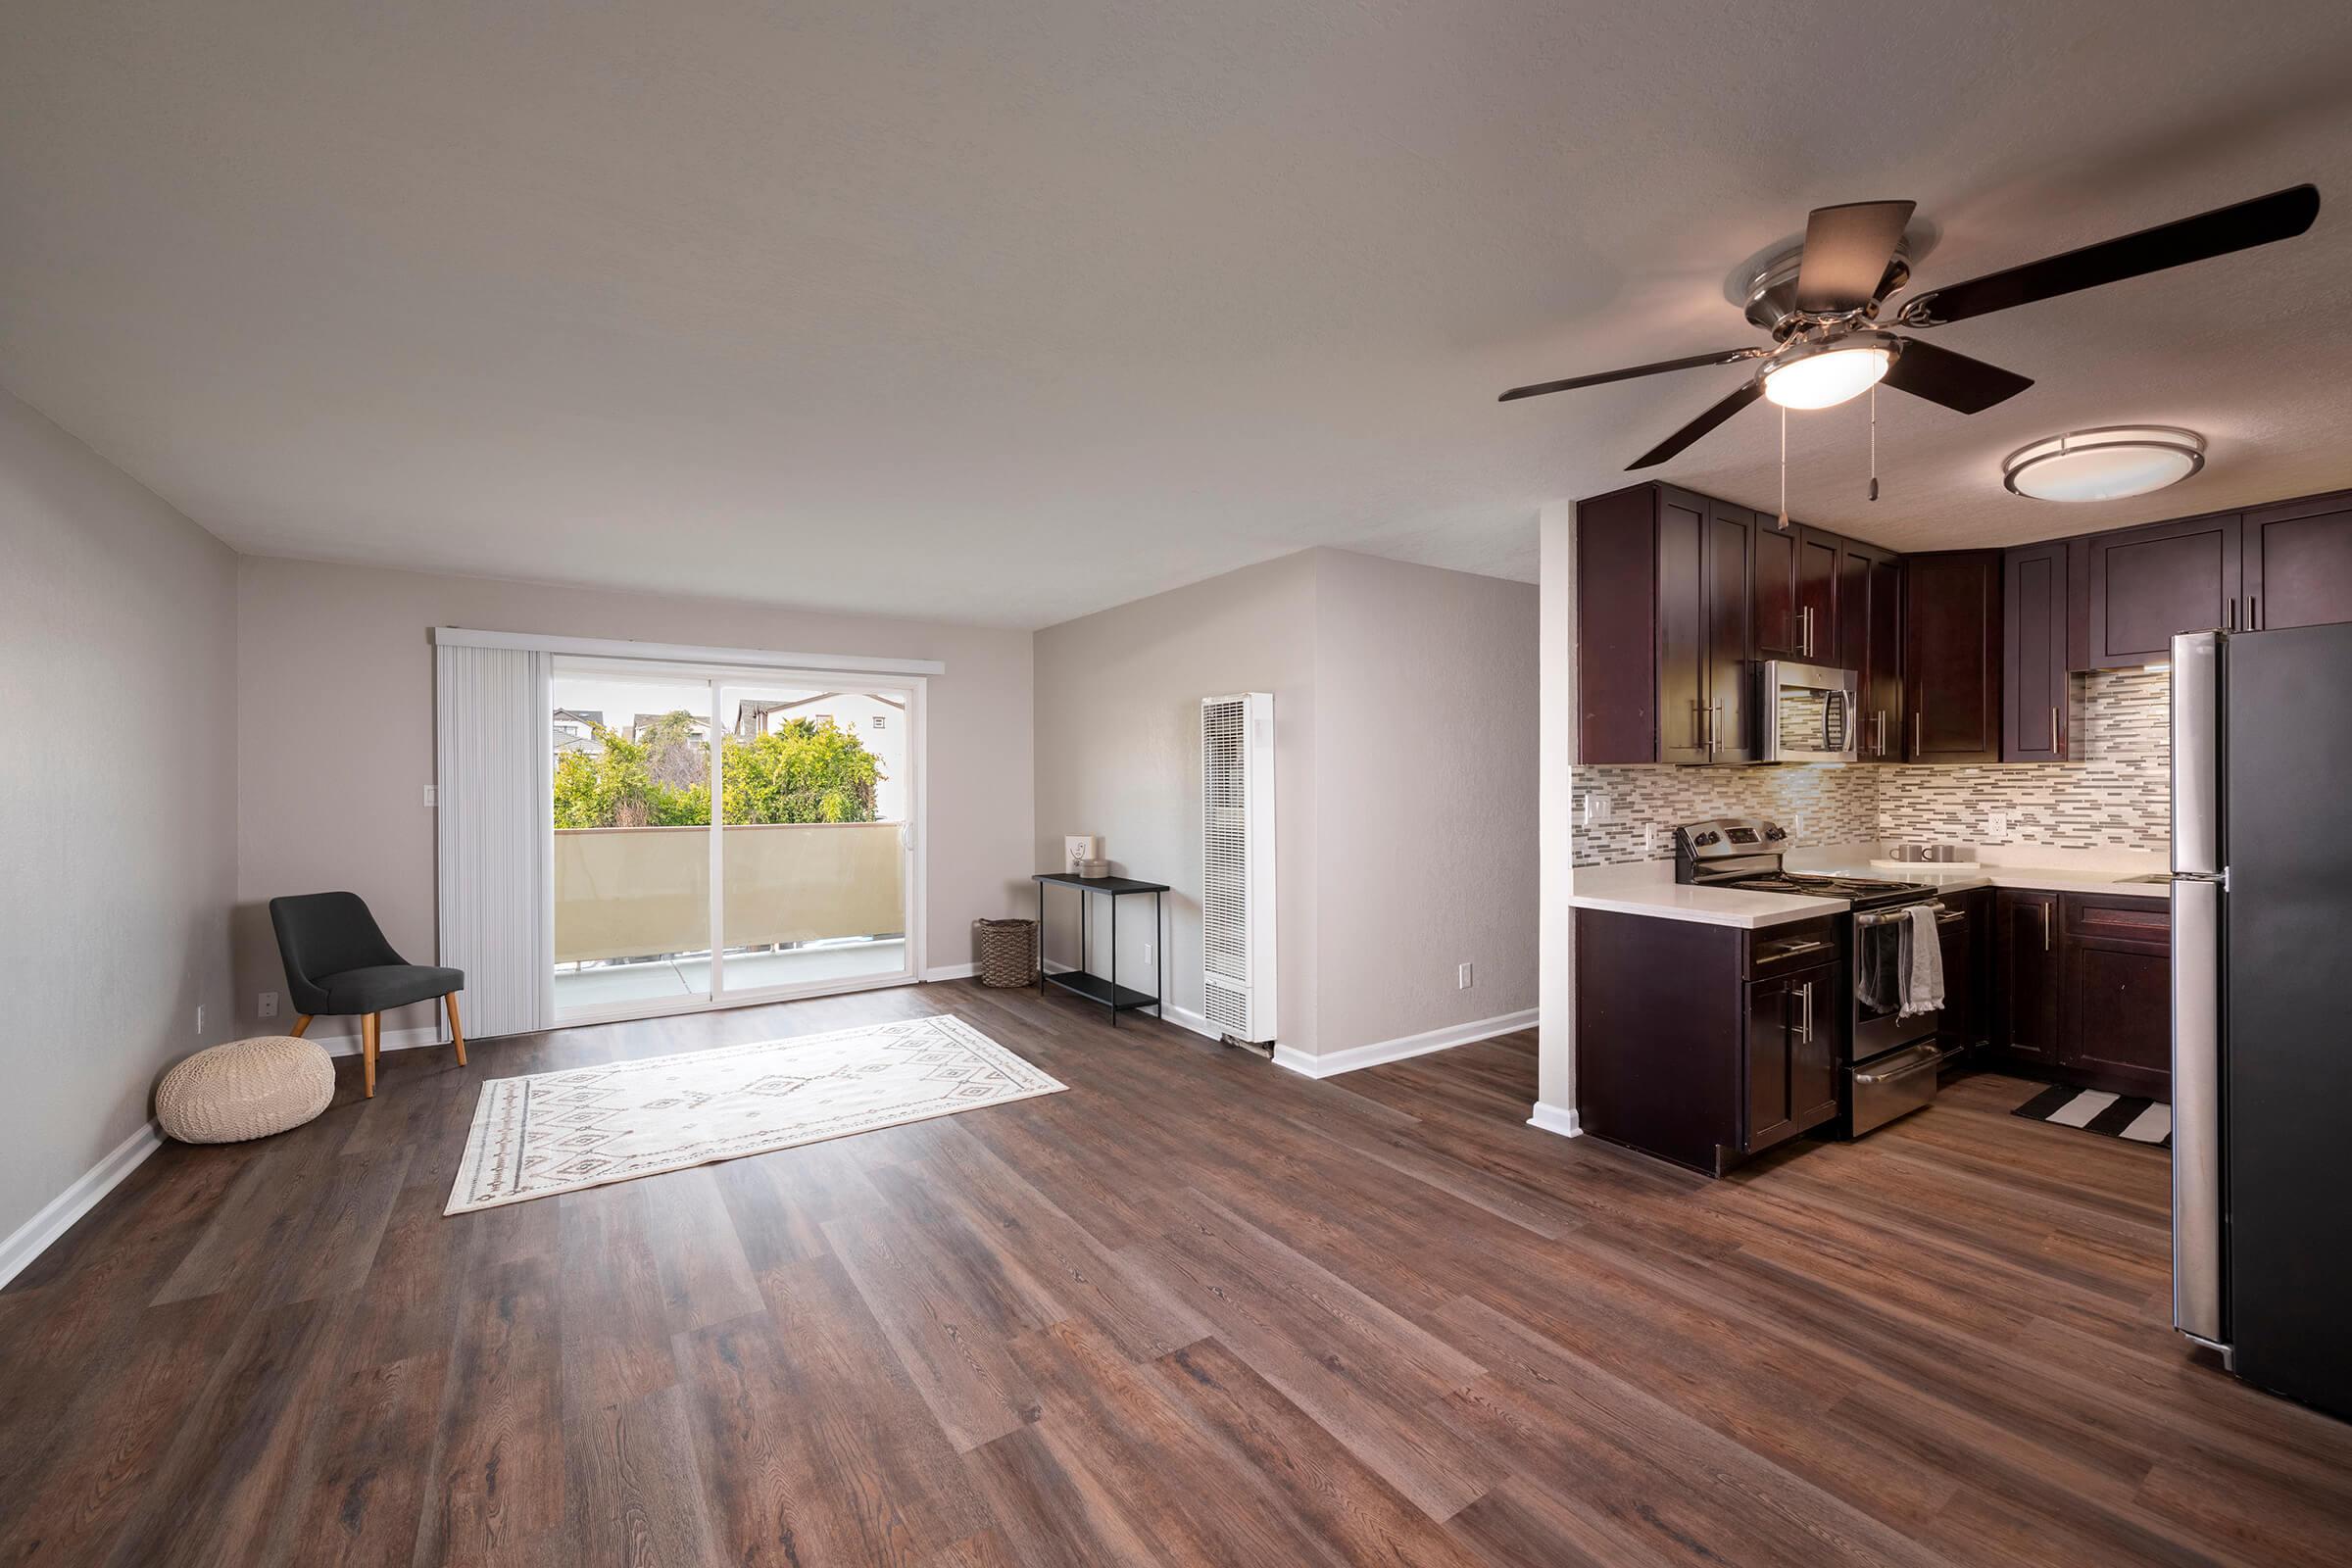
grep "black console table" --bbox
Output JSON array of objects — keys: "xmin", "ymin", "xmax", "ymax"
[{"xmin": 1032, "ymin": 872, "xmax": 1168, "ymax": 1026}]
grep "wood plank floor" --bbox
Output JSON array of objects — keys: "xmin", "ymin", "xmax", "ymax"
[{"xmin": 4, "ymin": 980, "xmax": 2349, "ymax": 1566}]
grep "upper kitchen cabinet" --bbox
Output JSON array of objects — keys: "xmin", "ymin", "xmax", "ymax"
[
  {"xmin": 1577, "ymin": 483, "xmax": 1754, "ymax": 764},
  {"xmin": 1846, "ymin": 540, "xmax": 1903, "ymax": 762},
  {"xmin": 2243, "ymin": 493, "xmax": 2352, "ymax": 631},
  {"xmin": 2003, "ymin": 541, "xmax": 2070, "ymax": 761},
  {"xmin": 2082, "ymin": 510, "xmax": 2240, "ymax": 666},
  {"xmin": 1753, "ymin": 520, "xmax": 1840, "ymax": 664},
  {"xmin": 1903, "ymin": 550, "xmax": 2002, "ymax": 763}
]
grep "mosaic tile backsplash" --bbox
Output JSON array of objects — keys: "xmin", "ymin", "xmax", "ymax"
[{"xmin": 1572, "ymin": 668, "xmax": 2170, "ymax": 866}]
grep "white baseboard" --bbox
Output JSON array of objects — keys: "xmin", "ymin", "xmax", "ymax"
[
  {"xmin": 0, "ymin": 1118, "xmax": 164, "ymax": 1289},
  {"xmin": 923, "ymin": 961, "xmax": 978, "ymax": 982},
  {"xmin": 1527, "ymin": 1100, "xmax": 1583, "ymax": 1139},
  {"xmin": 1273, "ymin": 1006, "xmax": 1539, "ymax": 1080},
  {"xmin": 1163, "ymin": 1003, "xmax": 1220, "ymax": 1042},
  {"xmin": 313, "ymin": 1024, "xmax": 450, "ymax": 1059}
]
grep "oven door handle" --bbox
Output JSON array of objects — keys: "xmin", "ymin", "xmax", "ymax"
[{"xmin": 1853, "ymin": 1044, "xmax": 1959, "ymax": 1086}]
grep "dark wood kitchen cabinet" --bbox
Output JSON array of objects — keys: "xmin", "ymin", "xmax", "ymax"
[
  {"xmin": 1935, "ymin": 887, "xmax": 1991, "ymax": 1050},
  {"xmin": 1857, "ymin": 543, "xmax": 1904, "ymax": 762},
  {"xmin": 1757, "ymin": 521, "xmax": 1852, "ymax": 666},
  {"xmin": 1745, "ymin": 959, "xmax": 1841, "ymax": 1153},
  {"xmin": 2082, "ymin": 510, "xmax": 2240, "ymax": 666},
  {"xmin": 2061, "ymin": 894, "xmax": 2172, "ymax": 1098},
  {"xmin": 1576, "ymin": 908, "xmax": 1841, "ymax": 1175},
  {"xmin": 1994, "ymin": 889, "xmax": 2062, "ymax": 1064},
  {"xmin": 1903, "ymin": 550, "xmax": 2002, "ymax": 762},
  {"xmin": 1576, "ymin": 483, "xmax": 1753, "ymax": 764},
  {"xmin": 1989, "ymin": 889, "xmax": 2171, "ymax": 1096},
  {"xmin": 2003, "ymin": 541, "xmax": 2071, "ymax": 761},
  {"xmin": 2243, "ymin": 493, "xmax": 2352, "ymax": 631}
]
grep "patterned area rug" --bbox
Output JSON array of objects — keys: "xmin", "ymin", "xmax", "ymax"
[
  {"xmin": 446, "ymin": 1014, "xmax": 1065, "ymax": 1213},
  {"xmin": 2011, "ymin": 1084, "xmax": 2172, "ymax": 1148}
]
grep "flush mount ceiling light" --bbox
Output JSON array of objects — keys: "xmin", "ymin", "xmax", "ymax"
[
  {"xmin": 1761, "ymin": 332, "xmax": 1897, "ymax": 410},
  {"xmin": 2002, "ymin": 425, "xmax": 2206, "ymax": 502}
]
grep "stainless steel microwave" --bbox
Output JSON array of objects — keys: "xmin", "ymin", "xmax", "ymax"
[{"xmin": 1759, "ymin": 660, "xmax": 1859, "ymax": 762}]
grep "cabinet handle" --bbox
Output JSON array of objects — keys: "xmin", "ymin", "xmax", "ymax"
[
  {"xmin": 1914, "ymin": 710, "xmax": 1923, "ymax": 759},
  {"xmin": 2049, "ymin": 706, "xmax": 2060, "ymax": 756},
  {"xmin": 1794, "ymin": 980, "xmax": 1814, "ymax": 1045},
  {"xmin": 2042, "ymin": 901, "xmax": 2052, "ymax": 952},
  {"xmin": 1712, "ymin": 699, "xmax": 1725, "ymax": 756},
  {"xmin": 1802, "ymin": 606, "xmax": 1814, "ymax": 658},
  {"xmin": 1877, "ymin": 710, "xmax": 1887, "ymax": 758},
  {"xmin": 1693, "ymin": 700, "xmax": 1704, "ymax": 751},
  {"xmin": 2227, "ymin": 597, "xmax": 2236, "ymax": 631}
]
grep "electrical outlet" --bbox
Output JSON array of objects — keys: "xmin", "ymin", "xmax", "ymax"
[
  {"xmin": 1988, "ymin": 813, "xmax": 2009, "ymax": 840},
  {"xmin": 1143, "ymin": 942, "xmax": 1153, "ymax": 966},
  {"xmin": 259, "ymin": 991, "xmax": 279, "ymax": 1019},
  {"xmin": 1642, "ymin": 824, "xmax": 1658, "ymax": 856},
  {"xmin": 1456, "ymin": 961, "xmax": 1473, "ymax": 990},
  {"xmin": 1582, "ymin": 792, "xmax": 1612, "ymax": 828},
  {"xmin": 1792, "ymin": 811, "xmax": 1807, "ymax": 836},
  {"xmin": 423, "ymin": 784, "xmax": 438, "ymax": 808}
]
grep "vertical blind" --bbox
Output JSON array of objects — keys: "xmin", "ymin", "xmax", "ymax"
[{"xmin": 434, "ymin": 643, "xmax": 555, "ymax": 1038}]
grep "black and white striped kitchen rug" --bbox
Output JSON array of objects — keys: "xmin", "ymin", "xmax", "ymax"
[{"xmin": 2011, "ymin": 1085, "xmax": 2172, "ymax": 1147}]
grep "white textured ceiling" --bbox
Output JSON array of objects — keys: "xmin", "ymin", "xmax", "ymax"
[{"xmin": 5, "ymin": 2, "xmax": 2352, "ymax": 628}]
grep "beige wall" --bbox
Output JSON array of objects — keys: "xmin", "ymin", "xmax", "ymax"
[
  {"xmin": 1032, "ymin": 553, "xmax": 1322, "ymax": 1052},
  {"xmin": 234, "ymin": 558, "xmax": 1035, "ymax": 1041},
  {"xmin": 1310, "ymin": 550, "xmax": 1539, "ymax": 1055},
  {"xmin": 1033, "ymin": 548, "xmax": 1539, "ymax": 1063},
  {"xmin": 0, "ymin": 389, "xmax": 238, "ymax": 1250}
]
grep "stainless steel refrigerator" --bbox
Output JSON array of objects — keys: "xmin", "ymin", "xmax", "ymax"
[{"xmin": 2172, "ymin": 623, "xmax": 2352, "ymax": 1421}]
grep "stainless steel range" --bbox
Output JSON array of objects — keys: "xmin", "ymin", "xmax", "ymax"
[{"xmin": 1674, "ymin": 816, "xmax": 1963, "ymax": 1133}]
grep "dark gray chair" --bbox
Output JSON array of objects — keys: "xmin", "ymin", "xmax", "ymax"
[{"xmin": 269, "ymin": 891, "xmax": 466, "ymax": 1097}]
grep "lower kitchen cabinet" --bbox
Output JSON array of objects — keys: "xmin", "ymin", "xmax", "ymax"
[
  {"xmin": 1990, "ymin": 889, "xmax": 2170, "ymax": 1096},
  {"xmin": 2061, "ymin": 894, "xmax": 2173, "ymax": 1098},
  {"xmin": 1935, "ymin": 888, "xmax": 1991, "ymax": 1050},
  {"xmin": 1745, "ymin": 959, "xmax": 1841, "ymax": 1154},
  {"xmin": 1994, "ymin": 890, "xmax": 2063, "ymax": 1063},
  {"xmin": 1576, "ymin": 909, "xmax": 1842, "ymax": 1175}
]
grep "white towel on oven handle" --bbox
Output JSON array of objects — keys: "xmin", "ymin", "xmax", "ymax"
[{"xmin": 1899, "ymin": 903, "xmax": 1945, "ymax": 1019}]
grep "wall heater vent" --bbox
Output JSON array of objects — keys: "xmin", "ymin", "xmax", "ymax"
[{"xmin": 1201, "ymin": 692, "xmax": 1276, "ymax": 1045}]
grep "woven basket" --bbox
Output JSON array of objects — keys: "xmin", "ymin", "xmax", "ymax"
[{"xmin": 973, "ymin": 917, "xmax": 1039, "ymax": 987}]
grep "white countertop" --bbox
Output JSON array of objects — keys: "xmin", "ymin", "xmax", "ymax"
[
  {"xmin": 1568, "ymin": 861, "xmax": 1847, "ymax": 929},
  {"xmin": 1788, "ymin": 843, "xmax": 2172, "ymax": 898},
  {"xmin": 1570, "ymin": 843, "xmax": 2172, "ymax": 928}
]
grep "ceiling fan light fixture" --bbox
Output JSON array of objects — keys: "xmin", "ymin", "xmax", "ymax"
[
  {"xmin": 2002, "ymin": 425, "xmax": 2206, "ymax": 502},
  {"xmin": 1761, "ymin": 337, "xmax": 1895, "ymax": 410}
]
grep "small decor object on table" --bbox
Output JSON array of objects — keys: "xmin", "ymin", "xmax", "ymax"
[
  {"xmin": 1033, "ymin": 870, "xmax": 1169, "ymax": 1027},
  {"xmin": 973, "ymin": 917, "xmax": 1040, "ymax": 988},
  {"xmin": 1063, "ymin": 835, "xmax": 1102, "ymax": 874},
  {"xmin": 156, "ymin": 1035, "xmax": 336, "ymax": 1144}
]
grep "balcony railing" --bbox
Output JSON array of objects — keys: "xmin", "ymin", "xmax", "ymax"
[{"xmin": 554, "ymin": 821, "xmax": 905, "ymax": 965}]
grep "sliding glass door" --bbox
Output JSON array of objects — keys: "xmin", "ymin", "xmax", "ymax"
[{"xmin": 550, "ymin": 658, "xmax": 920, "ymax": 1022}]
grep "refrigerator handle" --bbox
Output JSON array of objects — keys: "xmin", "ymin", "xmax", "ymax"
[
  {"xmin": 2172, "ymin": 631, "xmax": 2222, "ymax": 877},
  {"xmin": 2173, "ymin": 872, "xmax": 2226, "ymax": 1348}
]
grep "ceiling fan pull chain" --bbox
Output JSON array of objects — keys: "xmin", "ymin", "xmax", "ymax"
[
  {"xmin": 1869, "ymin": 383, "xmax": 1879, "ymax": 502},
  {"xmin": 1777, "ymin": 404, "xmax": 1789, "ymax": 530}
]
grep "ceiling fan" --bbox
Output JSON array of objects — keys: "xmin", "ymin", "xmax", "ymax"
[{"xmin": 1500, "ymin": 184, "xmax": 2321, "ymax": 472}]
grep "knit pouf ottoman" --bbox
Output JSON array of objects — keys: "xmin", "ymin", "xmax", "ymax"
[{"xmin": 156, "ymin": 1035, "xmax": 336, "ymax": 1144}]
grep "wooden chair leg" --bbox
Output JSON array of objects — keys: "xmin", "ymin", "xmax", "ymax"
[
  {"xmin": 289, "ymin": 1014, "xmax": 313, "ymax": 1038},
  {"xmin": 362, "ymin": 1012, "xmax": 380, "ymax": 1098},
  {"xmin": 445, "ymin": 992, "xmax": 467, "ymax": 1067}
]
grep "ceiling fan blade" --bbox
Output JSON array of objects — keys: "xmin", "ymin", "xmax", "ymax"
[
  {"xmin": 1897, "ymin": 182, "xmax": 2320, "ymax": 327},
  {"xmin": 1882, "ymin": 338, "xmax": 2034, "ymax": 414},
  {"xmin": 1498, "ymin": 346, "xmax": 1765, "ymax": 402},
  {"xmin": 1625, "ymin": 379, "xmax": 1764, "ymax": 470},
  {"xmin": 1793, "ymin": 199, "xmax": 1917, "ymax": 313}
]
